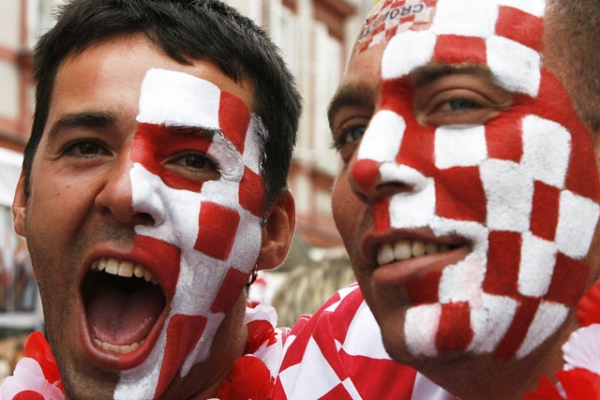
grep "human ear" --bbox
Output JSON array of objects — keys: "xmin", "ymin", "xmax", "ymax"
[
  {"xmin": 12, "ymin": 171, "xmax": 27, "ymax": 237},
  {"xmin": 255, "ymin": 189, "xmax": 296, "ymax": 271}
]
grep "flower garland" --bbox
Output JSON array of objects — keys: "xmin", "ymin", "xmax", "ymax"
[
  {"xmin": 0, "ymin": 304, "xmax": 286, "ymax": 400},
  {"xmin": 524, "ymin": 282, "xmax": 600, "ymax": 399}
]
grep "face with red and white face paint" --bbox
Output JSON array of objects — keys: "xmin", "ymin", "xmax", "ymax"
[
  {"xmin": 112, "ymin": 69, "xmax": 266, "ymax": 398},
  {"xmin": 331, "ymin": 0, "xmax": 600, "ymax": 364},
  {"xmin": 14, "ymin": 34, "xmax": 268, "ymax": 400}
]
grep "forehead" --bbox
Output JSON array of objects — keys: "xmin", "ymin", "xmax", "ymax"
[
  {"xmin": 49, "ymin": 34, "xmax": 255, "ymax": 127},
  {"xmin": 345, "ymin": 0, "xmax": 546, "ymax": 97},
  {"xmin": 358, "ymin": 0, "xmax": 546, "ymax": 50}
]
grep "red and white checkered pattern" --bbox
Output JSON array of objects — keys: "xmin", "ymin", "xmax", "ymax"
[
  {"xmin": 275, "ymin": 285, "xmax": 457, "ymax": 400},
  {"xmin": 351, "ymin": 0, "xmax": 600, "ymax": 361},
  {"xmin": 113, "ymin": 69, "xmax": 267, "ymax": 399},
  {"xmin": 357, "ymin": 0, "xmax": 438, "ymax": 54}
]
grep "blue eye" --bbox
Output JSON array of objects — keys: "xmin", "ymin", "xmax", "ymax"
[
  {"xmin": 345, "ymin": 125, "xmax": 367, "ymax": 144},
  {"xmin": 448, "ymin": 98, "xmax": 479, "ymax": 111}
]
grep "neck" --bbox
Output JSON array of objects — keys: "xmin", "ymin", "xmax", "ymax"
[{"xmin": 414, "ymin": 315, "xmax": 577, "ymax": 400}]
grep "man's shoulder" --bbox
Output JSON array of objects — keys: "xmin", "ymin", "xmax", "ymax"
[{"xmin": 274, "ymin": 284, "xmax": 457, "ymax": 400}]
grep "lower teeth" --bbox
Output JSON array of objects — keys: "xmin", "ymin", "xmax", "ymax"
[{"xmin": 93, "ymin": 338, "xmax": 141, "ymax": 354}]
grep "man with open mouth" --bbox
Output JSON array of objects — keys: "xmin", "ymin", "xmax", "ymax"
[
  {"xmin": 276, "ymin": 0, "xmax": 600, "ymax": 399},
  {"xmin": 5, "ymin": 0, "xmax": 300, "ymax": 399}
]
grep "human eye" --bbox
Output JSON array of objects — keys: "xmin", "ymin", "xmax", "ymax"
[
  {"xmin": 62, "ymin": 140, "xmax": 110, "ymax": 158},
  {"xmin": 414, "ymin": 73, "xmax": 512, "ymax": 126},
  {"xmin": 444, "ymin": 97, "xmax": 482, "ymax": 112},
  {"xmin": 333, "ymin": 124, "xmax": 367, "ymax": 149},
  {"xmin": 167, "ymin": 152, "xmax": 220, "ymax": 182},
  {"xmin": 332, "ymin": 123, "xmax": 368, "ymax": 165}
]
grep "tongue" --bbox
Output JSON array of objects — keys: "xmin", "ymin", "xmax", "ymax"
[{"xmin": 87, "ymin": 280, "xmax": 165, "ymax": 346}]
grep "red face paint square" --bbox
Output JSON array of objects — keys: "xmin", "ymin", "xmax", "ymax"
[
  {"xmin": 483, "ymin": 231, "xmax": 522, "ymax": 296},
  {"xmin": 194, "ymin": 202, "xmax": 240, "ymax": 260},
  {"xmin": 210, "ymin": 267, "xmax": 248, "ymax": 313},
  {"xmin": 495, "ymin": 6, "xmax": 543, "ymax": 51},
  {"xmin": 529, "ymin": 181, "xmax": 560, "ymax": 242},
  {"xmin": 434, "ymin": 167, "xmax": 487, "ymax": 223},
  {"xmin": 239, "ymin": 167, "xmax": 265, "ymax": 217}
]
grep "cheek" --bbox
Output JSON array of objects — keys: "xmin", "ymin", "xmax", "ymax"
[
  {"xmin": 331, "ymin": 176, "xmax": 354, "ymax": 234},
  {"xmin": 331, "ymin": 174, "xmax": 366, "ymax": 265}
]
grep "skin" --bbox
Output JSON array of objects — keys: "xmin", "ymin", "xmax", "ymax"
[
  {"xmin": 329, "ymin": 2, "xmax": 600, "ymax": 399},
  {"xmin": 12, "ymin": 33, "xmax": 295, "ymax": 399}
]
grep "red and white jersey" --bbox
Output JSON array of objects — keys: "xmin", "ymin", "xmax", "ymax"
[{"xmin": 274, "ymin": 284, "xmax": 457, "ymax": 400}]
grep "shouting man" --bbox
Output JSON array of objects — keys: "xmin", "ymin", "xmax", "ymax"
[{"xmin": 5, "ymin": 0, "xmax": 300, "ymax": 399}]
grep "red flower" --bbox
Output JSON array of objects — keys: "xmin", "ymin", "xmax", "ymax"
[
  {"xmin": 526, "ymin": 363, "xmax": 600, "ymax": 399},
  {"xmin": 13, "ymin": 390, "xmax": 45, "ymax": 400},
  {"xmin": 523, "ymin": 376, "xmax": 565, "ymax": 400},
  {"xmin": 246, "ymin": 320, "xmax": 276, "ymax": 355},
  {"xmin": 216, "ymin": 355, "xmax": 275, "ymax": 400},
  {"xmin": 24, "ymin": 332, "xmax": 63, "ymax": 393}
]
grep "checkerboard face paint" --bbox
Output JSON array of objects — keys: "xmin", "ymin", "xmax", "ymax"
[
  {"xmin": 112, "ymin": 69, "xmax": 266, "ymax": 399},
  {"xmin": 336, "ymin": 0, "xmax": 600, "ymax": 361}
]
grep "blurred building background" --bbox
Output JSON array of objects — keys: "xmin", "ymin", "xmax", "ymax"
[{"xmin": 0, "ymin": 0, "xmax": 375, "ymax": 377}]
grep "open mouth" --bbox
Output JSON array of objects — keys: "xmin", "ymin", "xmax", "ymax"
[
  {"xmin": 81, "ymin": 258, "xmax": 167, "ymax": 357},
  {"xmin": 377, "ymin": 239, "xmax": 460, "ymax": 266}
]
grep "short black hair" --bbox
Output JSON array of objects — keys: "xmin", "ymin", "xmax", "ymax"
[{"xmin": 24, "ymin": 0, "xmax": 302, "ymax": 207}]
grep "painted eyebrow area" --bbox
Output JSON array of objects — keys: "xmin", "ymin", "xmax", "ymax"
[
  {"xmin": 47, "ymin": 110, "xmax": 118, "ymax": 138},
  {"xmin": 409, "ymin": 63, "xmax": 494, "ymax": 88},
  {"xmin": 162, "ymin": 125, "xmax": 218, "ymax": 139},
  {"xmin": 327, "ymin": 83, "xmax": 375, "ymax": 130}
]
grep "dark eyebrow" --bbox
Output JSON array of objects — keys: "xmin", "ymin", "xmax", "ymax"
[
  {"xmin": 327, "ymin": 82, "xmax": 375, "ymax": 130},
  {"xmin": 47, "ymin": 111, "xmax": 118, "ymax": 138},
  {"xmin": 409, "ymin": 63, "xmax": 493, "ymax": 88},
  {"xmin": 165, "ymin": 125, "xmax": 218, "ymax": 139}
]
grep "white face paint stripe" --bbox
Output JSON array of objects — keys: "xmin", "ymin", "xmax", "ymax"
[
  {"xmin": 435, "ymin": 125, "xmax": 488, "ymax": 169},
  {"xmin": 521, "ymin": 116, "xmax": 571, "ymax": 189},
  {"xmin": 486, "ymin": 36, "xmax": 541, "ymax": 96},
  {"xmin": 480, "ymin": 159, "xmax": 533, "ymax": 232},
  {"xmin": 358, "ymin": 110, "xmax": 405, "ymax": 162},
  {"xmin": 388, "ymin": 178, "xmax": 436, "ymax": 229},
  {"xmin": 468, "ymin": 294, "xmax": 517, "ymax": 354},
  {"xmin": 515, "ymin": 302, "xmax": 568, "ymax": 358},
  {"xmin": 431, "ymin": 0, "xmax": 498, "ymax": 38},
  {"xmin": 381, "ymin": 31, "xmax": 436, "ymax": 80},
  {"xmin": 207, "ymin": 133, "xmax": 244, "ymax": 182},
  {"xmin": 517, "ymin": 232, "xmax": 557, "ymax": 297},
  {"xmin": 438, "ymin": 254, "xmax": 486, "ymax": 304},
  {"xmin": 405, "ymin": 304, "xmax": 441, "ymax": 357},
  {"xmin": 243, "ymin": 117, "xmax": 266, "ymax": 174},
  {"xmin": 555, "ymin": 191, "xmax": 600, "ymax": 259},
  {"xmin": 137, "ymin": 68, "xmax": 221, "ymax": 128}
]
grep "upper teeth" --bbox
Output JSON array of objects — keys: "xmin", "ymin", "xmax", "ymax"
[
  {"xmin": 91, "ymin": 258, "xmax": 156, "ymax": 284},
  {"xmin": 377, "ymin": 240, "xmax": 451, "ymax": 266}
]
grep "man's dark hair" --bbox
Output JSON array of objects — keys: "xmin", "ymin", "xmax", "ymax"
[
  {"xmin": 24, "ymin": 0, "xmax": 301, "ymax": 207},
  {"xmin": 545, "ymin": 0, "xmax": 600, "ymax": 133}
]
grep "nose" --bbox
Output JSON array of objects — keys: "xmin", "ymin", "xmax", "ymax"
[
  {"xmin": 95, "ymin": 151, "xmax": 161, "ymax": 227},
  {"xmin": 348, "ymin": 110, "xmax": 426, "ymax": 199}
]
